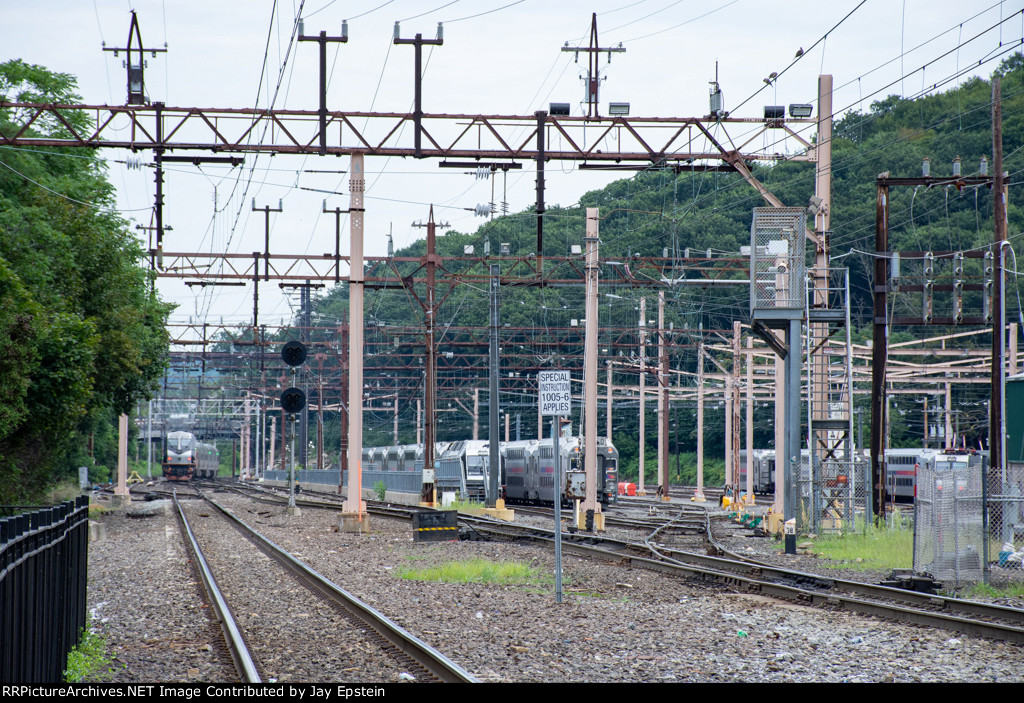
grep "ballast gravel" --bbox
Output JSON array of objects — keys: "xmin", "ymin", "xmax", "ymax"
[{"xmin": 85, "ymin": 488, "xmax": 1024, "ymax": 683}]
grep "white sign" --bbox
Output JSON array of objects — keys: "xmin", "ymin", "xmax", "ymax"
[{"xmin": 538, "ymin": 370, "xmax": 572, "ymax": 416}]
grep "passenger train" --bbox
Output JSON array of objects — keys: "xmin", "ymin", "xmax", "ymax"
[
  {"xmin": 501, "ymin": 436, "xmax": 618, "ymax": 506},
  {"xmin": 163, "ymin": 431, "xmax": 220, "ymax": 482},
  {"xmin": 736, "ymin": 447, "xmax": 984, "ymax": 502},
  {"xmin": 361, "ymin": 434, "xmax": 619, "ymax": 507}
]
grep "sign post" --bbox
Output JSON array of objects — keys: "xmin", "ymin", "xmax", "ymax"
[{"xmin": 539, "ymin": 370, "xmax": 571, "ymax": 603}]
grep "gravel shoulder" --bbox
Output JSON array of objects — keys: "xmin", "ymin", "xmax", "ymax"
[{"xmin": 85, "ymin": 489, "xmax": 1024, "ymax": 683}]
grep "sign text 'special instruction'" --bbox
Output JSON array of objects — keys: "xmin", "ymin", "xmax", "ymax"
[{"xmin": 538, "ymin": 370, "xmax": 571, "ymax": 416}]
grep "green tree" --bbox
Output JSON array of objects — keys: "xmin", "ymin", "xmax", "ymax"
[{"xmin": 0, "ymin": 60, "xmax": 173, "ymax": 503}]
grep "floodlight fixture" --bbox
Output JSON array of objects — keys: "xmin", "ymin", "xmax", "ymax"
[
  {"xmin": 788, "ymin": 103, "xmax": 813, "ymax": 118},
  {"xmin": 763, "ymin": 105, "xmax": 785, "ymax": 120},
  {"xmin": 608, "ymin": 102, "xmax": 630, "ymax": 116},
  {"xmin": 549, "ymin": 102, "xmax": 571, "ymax": 116}
]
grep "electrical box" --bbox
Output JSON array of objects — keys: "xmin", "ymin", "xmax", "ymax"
[{"xmin": 566, "ymin": 471, "xmax": 586, "ymax": 499}]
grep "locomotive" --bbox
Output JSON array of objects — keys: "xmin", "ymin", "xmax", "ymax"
[{"xmin": 163, "ymin": 431, "xmax": 219, "ymax": 482}]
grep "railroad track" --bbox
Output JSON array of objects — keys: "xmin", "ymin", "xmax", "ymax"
[
  {"xmin": 172, "ymin": 485, "xmax": 477, "ymax": 683},
  {"xmin": 457, "ymin": 511, "xmax": 1024, "ymax": 644},
  {"xmin": 512, "ymin": 503, "xmax": 708, "ymax": 533},
  {"xmin": 203, "ymin": 481, "xmax": 1024, "ymax": 644}
]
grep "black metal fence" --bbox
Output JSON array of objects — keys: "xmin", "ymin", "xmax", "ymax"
[{"xmin": 1, "ymin": 496, "xmax": 90, "ymax": 682}]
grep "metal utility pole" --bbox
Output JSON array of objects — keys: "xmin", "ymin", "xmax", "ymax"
[
  {"xmin": 535, "ymin": 110, "xmax": 546, "ymax": 268},
  {"xmin": 638, "ymin": 296, "xmax": 646, "ymax": 495},
  {"xmin": 102, "ymin": 11, "xmax": 166, "ymax": 106},
  {"xmin": 658, "ymin": 291, "xmax": 669, "ymax": 499},
  {"xmin": 298, "ymin": 19, "xmax": 348, "ymax": 155},
  {"xmin": 252, "ymin": 199, "xmax": 282, "ymax": 285},
  {"xmin": 102, "ymin": 10, "xmax": 231, "ymax": 277},
  {"xmin": 323, "ymin": 200, "xmax": 349, "ymax": 283},
  {"xmin": 696, "ymin": 344, "xmax": 706, "ymax": 499},
  {"xmin": 746, "ymin": 336, "xmax": 754, "ymax": 498},
  {"xmin": 560, "ymin": 13, "xmax": 626, "ymax": 120},
  {"xmin": 489, "ymin": 264, "xmax": 501, "ymax": 508},
  {"xmin": 731, "ymin": 320, "xmax": 742, "ymax": 494},
  {"xmin": 280, "ymin": 281, "xmax": 322, "ymax": 472},
  {"xmin": 606, "ymin": 361, "xmax": 613, "ymax": 443},
  {"xmin": 300, "ymin": 282, "xmax": 311, "ymax": 471},
  {"xmin": 394, "ymin": 22, "xmax": 443, "ymax": 158}
]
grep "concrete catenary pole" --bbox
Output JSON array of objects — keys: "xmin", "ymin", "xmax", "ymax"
[
  {"xmin": 583, "ymin": 207, "xmax": 601, "ymax": 521},
  {"xmin": 342, "ymin": 153, "xmax": 367, "ymax": 528}
]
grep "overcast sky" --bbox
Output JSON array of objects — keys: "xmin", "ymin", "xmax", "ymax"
[{"xmin": 4, "ymin": 0, "xmax": 1021, "ymax": 334}]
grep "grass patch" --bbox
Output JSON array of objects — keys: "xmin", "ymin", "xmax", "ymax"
[
  {"xmin": 88, "ymin": 502, "xmax": 114, "ymax": 517},
  {"xmin": 397, "ymin": 557, "xmax": 549, "ymax": 586},
  {"xmin": 65, "ymin": 629, "xmax": 119, "ymax": 682},
  {"xmin": 780, "ymin": 524, "xmax": 915, "ymax": 571},
  {"xmin": 47, "ymin": 481, "xmax": 84, "ymax": 504},
  {"xmin": 443, "ymin": 498, "xmax": 486, "ymax": 511},
  {"xmin": 960, "ymin": 581, "xmax": 1024, "ymax": 601}
]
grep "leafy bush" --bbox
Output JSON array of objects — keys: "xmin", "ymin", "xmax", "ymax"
[{"xmin": 65, "ymin": 629, "xmax": 118, "ymax": 682}]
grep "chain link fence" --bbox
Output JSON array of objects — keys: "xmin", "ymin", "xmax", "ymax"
[
  {"xmin": 989, "ymin": 462, "xmax": 1024, "ymax": 581},
  {"xmin": 795, "ymin": 454, "xmax": 870, "ymax": 536},
  {"xmin": 750, "ymin": 207, "xmax": 806, "ymax": 314},
  {"xmin": 913, "ymin": 458, "xmax": 984, "ymax": 586}
]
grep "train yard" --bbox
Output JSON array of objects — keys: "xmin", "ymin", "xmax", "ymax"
[{"xmin": 80, "ymin": 479, "xmax": 1024, "ymax": 683}]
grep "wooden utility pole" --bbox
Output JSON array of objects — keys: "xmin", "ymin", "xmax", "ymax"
[
  {"xmin": 872, "ymin": 178, "xmax": 890, "ymax": 522},
  {"xmin": 989, "ymin": 76, "xmax": 1007, "ymax": 572}
]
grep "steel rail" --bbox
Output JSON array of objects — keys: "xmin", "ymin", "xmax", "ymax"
[
  {"xmin": 703, "ymin": 526, "xmax": 1024, "ymax": 628},
  {"xmin": 458, "ymin": 514, "xmax": 1024, "ymax": 644},
  {"xmin": 218, "ymin": 485, "xmax": 1024, "ymax": 642},
  {"xmin": 199, "ymin": 491, "xmax": 478, "ymax": 683},
  {"xmin": 173, "ymin": 491, "xmax": 262, "ymax": 683}
]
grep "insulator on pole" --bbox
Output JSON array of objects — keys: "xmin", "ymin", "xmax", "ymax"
[{"xmin": 473, "ymin": 203, "xmax": 490, "ymax": 217}]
